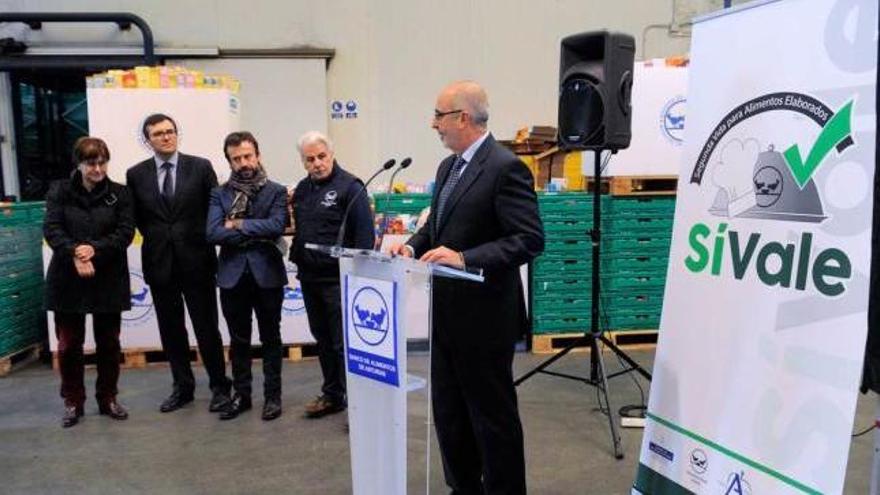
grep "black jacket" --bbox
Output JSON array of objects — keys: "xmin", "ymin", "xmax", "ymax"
[
  {"xmin": 407, "ymin": 134, "xmax": 544, "ymax": 349},
  {"xmin": 126, "ymin": 153, "xmax": 218, "ymax": 286},
  {"xmin": 289, "ymin": 163, "xmax": 374, "ymax": 282},
  {"xmin": 43, "ymin": 173, "xmax": 135, "ymax": 313}
]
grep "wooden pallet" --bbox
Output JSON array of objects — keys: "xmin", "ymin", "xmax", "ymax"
[
  {"xmin": 610, "ymin": 176, "xmax": 677, "ymax": 196},
  {"xmin": 52, "ymin": 342, "xmax": 320, "ymax": 370},
  {"xmin": 530, "ymin": 330, "xmax": 658, "ymax": 354},
  {"xmin": 0, "ymin": 343, "xmax": 42, "ymax": 377}
]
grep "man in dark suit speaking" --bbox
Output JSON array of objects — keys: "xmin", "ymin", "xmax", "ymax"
[
  {"xmin": 390, "ymin": 81, "xmax": 544, "ymax": 494},
  {"xmin": 126, "ymin": 114, "xmax": 231, "ymax": 414}
]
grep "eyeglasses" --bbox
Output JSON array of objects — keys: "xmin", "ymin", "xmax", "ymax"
[
  {"xmin": 149, "ymin": 129, "xmax": 177, "ymax": 139},
  {"xmin": 433, "ymin": 109, "xmax": 463, "ymax": 121}
]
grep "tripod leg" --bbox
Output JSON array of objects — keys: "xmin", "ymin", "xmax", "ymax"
[{"xmin": 594, "ymin": 339, "xmax": 624, "ymax": 459}]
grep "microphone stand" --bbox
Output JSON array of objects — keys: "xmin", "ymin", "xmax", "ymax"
[
  {"xmin": 335, "ymin": 158, "xmax": 396, "ymax": 249},
  {"xmin": 379, "ymin": 158, "xmax": 413, "ymax": 245}
]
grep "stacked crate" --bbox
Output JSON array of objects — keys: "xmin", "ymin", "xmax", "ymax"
[
  {"xmin": 531, "ymin": 193, "xmax": 606, "ymax": 334},
  {"xmin": 0, "ymin": 202, "xmax": 46, "ymax": 361},
  {"xmin": 602, "ymin": 196, "xmax": 675, "ymax": 331},
  {"xmin": 372, "ymin": 192, "xmax": 431, "ymax": 217}
]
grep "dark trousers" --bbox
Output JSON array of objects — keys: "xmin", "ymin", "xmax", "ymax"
[
  {"xmin": 431, "ymin": 330, "xmax": 527, "ymax": 495},
  {"xmin": 300, "ymin": 280, "xmax": 346, "ymax": 403},
  {"xmin": 220, "ymin": 272, "xmax": 284, "ymax": 400},
  {"xmin": 151, "ymin": 277, "xmax": 230, "ymax": 395},
  {"xmin": 54, "ymin": 312, "xmax": 122, "ymax": 408}
]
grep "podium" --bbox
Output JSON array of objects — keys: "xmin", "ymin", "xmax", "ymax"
[{"xmin": 306, "ymin": 244, "xmax": 482, "ymax": 494}]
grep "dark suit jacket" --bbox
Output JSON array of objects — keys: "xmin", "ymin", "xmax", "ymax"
[
  {"xmin": 206, "ymin": 180, "xmax": 289, "ymax": 290},
  {"xmin": 126, "ymin": 153, "xmax": 218, "ymax": 287},
  {"xmin": 407, "ymin": 134, "xmax": 544, "ymax": 349}
]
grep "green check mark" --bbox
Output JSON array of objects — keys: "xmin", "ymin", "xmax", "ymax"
[{"xmin": 783, "ymin": 100, "xmax": 854, "ymax": 189}]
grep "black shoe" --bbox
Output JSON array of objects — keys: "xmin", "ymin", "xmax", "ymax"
[
  {"xmin": 208, "ymin": 392, "xmax": 231, "ymax": 413},
  {"xmin": 98, "ymin": 400, "xmax": 129, "ymax": 420},
  {"xmin": 159, "ymin": 391, "xmax": 194, "ymax": 413},
  {"xmin": 61, "ymin": 405, "xmax": 84, "ymax": 428},
  {"xmin": 219, "ymin": 394, "xmax": 252, "ymax": 420},
  {"xmin": 262, "ymin": 398, "xmax": 282, "ymax": 421},
  {"xmin": 304, "ymin": 395, "xmax": 347, "ymax": 419}
]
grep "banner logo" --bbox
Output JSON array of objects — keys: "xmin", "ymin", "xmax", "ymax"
[
  {"xmin": 690, "ymin": 93, "xmax": 854, "ymax": 223},
  {"xmin": 722, "ymin": 471, "xmax": 752, "ymax": 495},
  {"xmin": 123, "ymin": 271, "xmax": 153, "ymax": 326},
  {"xmin": 688, "ymin": 448, "xmax": 708, "ymax": 475},
  {"xmin": 684, "ymin": 93, "xmax": 856, "ymax": 297},
  {"xmin": 648, "ymin": 441, "xmax": 675, "ymax": 462},
  {"xmin": 660, "ymin": 96, "xmax": 686, "ymax": 145}
]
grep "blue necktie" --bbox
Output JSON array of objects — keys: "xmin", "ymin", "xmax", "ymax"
[
  {"xmin": 435, "ymin": 155, "xmax": 466, "ymax": 226},
  {"xmin": 161, "ymin": 162, "xmax": 174, "ymax": 205}
]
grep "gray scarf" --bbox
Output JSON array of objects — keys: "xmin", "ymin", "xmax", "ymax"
[{"xmin": 226, "ymin": 167, "xmax": 268, "ymax": 219}]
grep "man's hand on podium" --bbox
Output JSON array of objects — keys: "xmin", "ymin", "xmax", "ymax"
[
  {"xmin": 387, "ymin": 243, "xmax": 414, "ymax": 258},
  {"xmin": 420, "ymin": 246, "xmax": 465, "ymax": 269}
]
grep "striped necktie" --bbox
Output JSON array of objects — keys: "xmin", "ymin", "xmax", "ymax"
[
  {"xmin": 435, "ymin": 155, "xmax": 466, "ymax": 226},
  {"xmin": 161, "ymin": 162, "xmax": 174, "ymax": 205}
]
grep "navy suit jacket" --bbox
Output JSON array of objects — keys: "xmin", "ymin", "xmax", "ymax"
[
  {"xmin": 407, "ymin": 134, "xmax": 544, "ymax": 349},
  {"xmin": 206, "ymin": 180, "xmax": 289, "ymax": 289},
  {"xmin": 126, "ymin": 153, "xmax": 218, "ymax": 286}
]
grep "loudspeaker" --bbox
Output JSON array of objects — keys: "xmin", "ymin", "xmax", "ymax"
[{"xmin": 558, "ymin": 31, "xmax": 635, "ymax": 151}]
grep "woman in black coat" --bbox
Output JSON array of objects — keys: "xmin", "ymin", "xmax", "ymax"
[{"xmin": 44, "ymin": 136, "xmax": 135, "ymax": 428}]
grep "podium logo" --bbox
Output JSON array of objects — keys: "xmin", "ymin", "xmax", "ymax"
[
  {"xmin": 123, "ymin": 271, "xmax": 154, "ymax": 326},
  {"xmin": 351, "ymin": 286, "xmax": 389, "ymax": 346},
  {"xmin": 684, "ymin": 92, "xmax": 856, "ymax": 297}
]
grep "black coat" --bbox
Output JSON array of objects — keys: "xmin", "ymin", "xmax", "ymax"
[
  {"xmin": 407, "ymin": 134, "xmax": 545, "ymax": 349},
  {"xmin": 126, "ymin": 153, "xmax": 218, "ymax": 286},
  {"xmin": 43, "ymin": 173, "xmax": 135, "ymax": 313},
  {"xmin": 289, "ymin": 164, "xmax": 374, "ymax": 282}
]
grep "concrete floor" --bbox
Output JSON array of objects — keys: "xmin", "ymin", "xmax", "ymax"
[{"xmin": 0, "ymin": 348, "xmax": 874, "ymax": 494}]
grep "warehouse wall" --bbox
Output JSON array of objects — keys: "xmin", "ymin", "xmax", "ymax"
[{"xmin": 0, "ymin": 0, "xmax": 727, "ymax": 185}]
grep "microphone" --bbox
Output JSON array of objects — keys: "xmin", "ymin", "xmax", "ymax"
[
  {"xmin": 335, "ymin": 158, "xmax": 396, "ymax": 248},
  {"xmin": 378, "ymin": 157, "xmax": 413, "ymax": 248}
]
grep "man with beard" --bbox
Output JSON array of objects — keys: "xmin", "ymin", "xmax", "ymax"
[{"xmin": 207, "ymin": 131, "xmax": 288, "ymax": 421}]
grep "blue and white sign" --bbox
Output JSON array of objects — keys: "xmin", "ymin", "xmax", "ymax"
[
  {"xmin": 344, "ymin": 275, "xmax": 398, "ymax": 386},
  {"xmin": 122, "ymin": 270, "xmax": 154, "ymax": 326},
  {"xmin": 330, "ymin": 100, "xmax": 344, "ymax": 120}
]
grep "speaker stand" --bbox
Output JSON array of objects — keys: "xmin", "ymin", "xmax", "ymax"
[{"xmin": 516, "ymin": 149, "xmax": 652, "ymax": 460}]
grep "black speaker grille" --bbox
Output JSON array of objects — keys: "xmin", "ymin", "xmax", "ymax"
[{"xmin": 558, "ymin": 77, "xmax": 604, "ymax": 148}]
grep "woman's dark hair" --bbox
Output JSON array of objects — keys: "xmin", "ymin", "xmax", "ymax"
[{"xmin": 72, "ymin": 136, "xmax": 110, "ymax": 164}]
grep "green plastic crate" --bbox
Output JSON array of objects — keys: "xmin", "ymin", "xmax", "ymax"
[
  {"xmin": 372, "ymin": 193, "xmax": 431, "ymax": 215},
  {"xmin": 608, "ymin": 197, "xmax": 676, "ymax": 216}
]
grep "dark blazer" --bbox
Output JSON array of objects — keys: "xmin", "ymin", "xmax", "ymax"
[
  {"xmin": 407, "ymin": 134, "xmax": 544, "ymax": 348},
  {"xmin": 43, "ymin": 174, "xmax": 135, "ymax": 313},
  {"xmin": 206, "ymin": 180, "xmax": 289, "ymax": 290},
  {"xmin": 126, "ymin": 153, "xmax": 218, "ymax": 286}
]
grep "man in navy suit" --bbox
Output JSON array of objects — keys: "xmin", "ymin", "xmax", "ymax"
[
  {"xmin": 126, "ymin": 114, "xmax": 231, "ymax": 413},
  {"xmin": 207, "ymin": 131, "xmax": 288, "ymax": 421},
  {"xmin": 390, "ymin": 81, "xmax": 544, "ymax": 494}
]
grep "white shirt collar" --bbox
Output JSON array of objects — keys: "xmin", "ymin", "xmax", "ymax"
[
  {"xmin": 154, "ymin": 152, "xmax": 179, "ymax": 170},
  {"xmin": 460, "ymin": 131, "xmax": 490, "ymax": 164}
]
